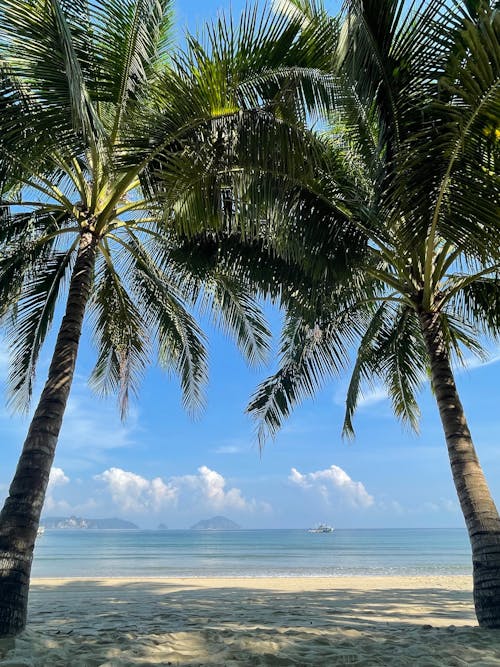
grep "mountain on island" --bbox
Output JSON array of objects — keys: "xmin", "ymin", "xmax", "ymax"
[
  {"xmin": 41, "ymin": 516, "xmax": 139, "ymax": 530},
  {"xmin": 190, "ymin": 516, "xmax": 241, "ymax": 530}
]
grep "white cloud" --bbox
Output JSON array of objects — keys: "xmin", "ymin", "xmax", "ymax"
[
  {"xmin": 0, "ymin": 370, "xmax": 141, "ymax": 458},
  {"xmin": 95, "ymin": 465, "xmax": 270, "ymax": 515},
  {"xmin": 95, "ymin": 467, "xmax": 177, "ymax": 513},
  {"xmin": 289, "ymin": 465, "xmax": 374, "ymax": 508},
  {"xmin": 354, "ymin": 350, "xmax": 500, "ymax": 411},
  {"xmin": 44, "ymin": 466, "xmax": 71, "ymax": 512},
  {"xmin": 174, "ymin": 466, "xmax": 270, "ymax": 512},
  {"xmin": 331, "ymin": 347, "xmax": 500, "ymax": 415},
  {"xmin": 48, "ymin": 467, "xmax": 70, "ymax": 489}
]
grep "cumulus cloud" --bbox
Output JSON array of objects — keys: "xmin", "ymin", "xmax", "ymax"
[
  {"xmin": 95, "ymin": 465, "xmax": 268, "ymax": 515},
  {"xmin": 44, "ymin": 466, "xmax": 71, "ymax": 512},
  {"xmin": 289, "ymin": 465, "xmax": 374, "ymax": 508},
  {"xmin": 48, "ymin": 467, "xmax": 70, "ymax": 489},
  {"xmin": 95, "ymin": 467, "xmax": 177, "ymax": 513},
  {"xmin": 178, "ymin": 466, "xmax": 258, "ymax": 511}
]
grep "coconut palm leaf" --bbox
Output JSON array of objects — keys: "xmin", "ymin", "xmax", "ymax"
[
  {"xmin": 201, "ymin": 274, "xmax": 271, "ymax": 367},
  {"xmin": 453, "ymin": 276, "xmax": 500, "ymax": 336},
  {"xmin": 6, "ymin": 243, "xmax": 78, "ymax": 411},
  {"xmin": 372, "ymin": 305, "xmax": 426, "ymax": 431},
  {"xmin": 248, "ymin": 284, "xmax": 370, "ymax": 446},
  {"xmin": 396, "ymin": 4, "xmax": 500, "ymax": 260},
  {"xmin": 342, "ymin": 301, "xmax": 390, "ymax": 437},
  {"xmin": 91, "ymin": 0, "xmax": 174, "ymax": 139},
  {"xmin": 125, "ymin": 235, "xmax": 209, "ymax": 415},
  {"xmin": 0, "ymin": 0, "xmax": 103, "ymax": 149},
  {"xmin": 0, "ymin": 209, "xmax": 74, "ymax": 319},
  {"xmin": 89, "ymin": 253, "xmax": 150, "ymax": 417}
]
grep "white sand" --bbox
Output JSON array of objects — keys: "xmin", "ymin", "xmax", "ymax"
[{"xmin": 2, "ymin": 576, "xmax": 500, "ymax": 665}]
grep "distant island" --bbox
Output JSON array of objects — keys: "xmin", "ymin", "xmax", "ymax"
[
  {"xmin": 41, "ymin": 516, "xmax": 139, "ymax": 530},
  {"xmin": 157, "ymin": 523, "xmax": 168, "ymax": 530},
  {"xmin": 190, "ymin": 516, "xmax": 241, "ymax": 530}
]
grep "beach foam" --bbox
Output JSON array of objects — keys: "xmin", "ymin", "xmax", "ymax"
[{"xmin": 2, "ymin": 576, "xmax": 500, "ymax": 665}]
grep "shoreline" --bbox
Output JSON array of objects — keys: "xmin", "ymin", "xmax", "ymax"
[
  {"xmin": 4, "ymin": 574, "xmax": 500, "ymax": 665},
  {"xmin": 30, "ymin": 572, "xmax": 472, "ymax": 580}
]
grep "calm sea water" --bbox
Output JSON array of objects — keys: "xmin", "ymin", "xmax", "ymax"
[{"xmin": 32, "ymin": 529, "xmax": 471, "ymax": 578}]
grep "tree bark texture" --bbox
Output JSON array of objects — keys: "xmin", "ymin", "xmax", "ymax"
[
  {"xmin": 419, "ymin": 310, "xmax": 500, "ymax": 628},
  {"xmin": 0, "ymin": 231, "xmax": 98, "ymax": 636}
]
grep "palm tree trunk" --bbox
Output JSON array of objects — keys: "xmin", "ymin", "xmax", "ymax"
[
  {"xmin": 0, "ymin": 230, "xmax": 98, "ymax": 637},
  {"xmin": 419, "ymin": 309, "xmax": 500, "ymax": 628}
]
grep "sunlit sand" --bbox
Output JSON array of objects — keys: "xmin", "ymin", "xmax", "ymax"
[{"xmin": 2, "ymin": 576, "xmax": 500, "ymax": 665}]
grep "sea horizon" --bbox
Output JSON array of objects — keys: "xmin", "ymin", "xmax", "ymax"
[
  {"xmin": 39, "ymin": 525, "xmax": 468, "ymax": 530},
  {"xmin": 32, "ymin": 527, "xmax": 472, "ymax": 579}
]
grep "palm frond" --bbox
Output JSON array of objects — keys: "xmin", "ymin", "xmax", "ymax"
[
  {"xmin": 0, "ymin": 0, "xmax": 103, "ymax": 149},
  {"xmin": 0, "ymin": 209, "xmax": 71, "ymax": 321},
  {"xmin": 142, "ymin": 230, "xmax": 273, "ymax": 367},
  {"xmin": 6, "ymin": 244, "xmax": 77, "ymax": 411},
  {"xmin": 343, "ymin": 301, "xmax": 389, "ymax": 436},
  {"xmin": 375, "ymin": 306, "xmax": 425, "ymax": 431},
  {"xmin": 248, "ymin": 287, "xmax": 369, "ymax": 447},
  {"xmin": 89, "ymin": 252, "xmax": 149, "ymax": 418},
  {"xmin": 127, "ymin": 235, "xmax": 209, "ymax": 415},
  {"xmin": 447, "ymin": 274, "xmax": 500, "ymax": 340},
  {"xmin": 397, "ymin": 4, "xmax": 500, "ymax": 256},
  {"xmin": 202, "ymin": 274, "xmax": 271, "ymax": 367},
  {"xmin": 91, "ymin": 0, "xmax": 174, "ymax": 139}
]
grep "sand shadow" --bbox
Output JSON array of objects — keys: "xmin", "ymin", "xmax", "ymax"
[{"xmin": 4, "ymin": 579, "xmax": 500, "ymax": 666}]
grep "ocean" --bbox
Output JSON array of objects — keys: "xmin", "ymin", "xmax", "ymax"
[{"xmin": 32, "ymin": 528, "xmax": 471, "ymax": 578}]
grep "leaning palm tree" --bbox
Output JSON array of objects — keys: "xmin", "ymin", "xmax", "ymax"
[
  {"xmin": 0, "ymin": 0, "xmax": 321, "ymax": 635},
  {"xmin": 247, "ymin": 0, "xmax": 500, "ymax": 626},
  {"xmin": 0, "ymin": 0, "xmax": 346, "ymax": 635}
]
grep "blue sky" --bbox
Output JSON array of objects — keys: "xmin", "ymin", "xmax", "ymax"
[{"xmin": 0, "ymin": 0, "xmax": 499, "ymax": 530}]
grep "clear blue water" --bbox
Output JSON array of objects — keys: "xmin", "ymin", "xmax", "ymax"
[{"xmin": 32, "ymin": 529, "xmax": 472, "ymax": 578}]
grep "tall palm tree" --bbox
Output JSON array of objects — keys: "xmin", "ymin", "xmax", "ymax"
[
  {"xmin": 246, "ymin": 0, "xmax": 500, "ymax": 626},
  {"xmin": 0, "ymin": 0, "xmax": 319, "ymax": 635},
  {"xmin": 0, "ymin": 0, "xmax": 348, "ymax": 635}
]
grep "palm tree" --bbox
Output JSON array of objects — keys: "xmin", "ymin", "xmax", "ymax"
[
  {"xmin": 0, "ymin": 0, "xmax": 349, "ymax": 635},
  {"xmin": 0, "ymin": 0, "xmax": 318, "ymax": 635},
  {"xmin": 246, "ymin": 0, "xmax": 500, "ymax": 626}
]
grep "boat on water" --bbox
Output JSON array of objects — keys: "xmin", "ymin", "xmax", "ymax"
[
  {"xmin": 37, "ymin": 526, "xmax": 45, "ymax": 536},
  {"xmin": 308, "ymin": 523, "xmax": 334, "ymax": 533}
]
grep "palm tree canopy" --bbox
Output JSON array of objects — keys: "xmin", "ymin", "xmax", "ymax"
[
  {"xmin": 244, "ymin": 0, "xmax": 500, "ymax": 445},
  {"xmin": 0, "ymin": 0, "xmax": 328, "ymax": 416}
]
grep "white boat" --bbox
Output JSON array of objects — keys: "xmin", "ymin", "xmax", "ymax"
[
  {"xmin": 308, "ymin": 523, "xmax": 334, "ymax": 533},
  {"xmin": 37, "ymin": 526, "xmax": 45, "ymax": 536}
]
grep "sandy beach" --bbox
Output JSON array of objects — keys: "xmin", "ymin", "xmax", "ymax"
[{"xmin": 1, "ymin": 576, "xmax": 500, "ymax": 666}]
